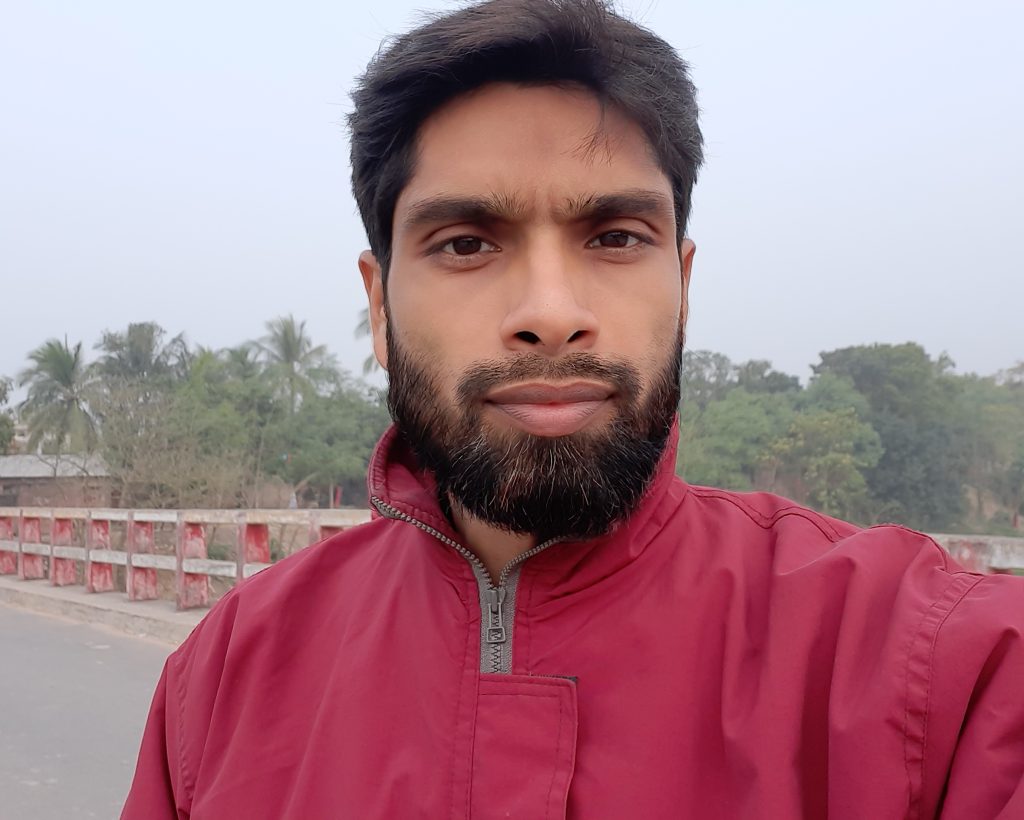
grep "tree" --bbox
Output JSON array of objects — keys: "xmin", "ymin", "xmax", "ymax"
[
  {"xmin": 355, "ymin": 307, "xmax": 380, "ymax": 375},
  {"xmin": 734, "ymin": 360, "xmax": 801, "ymax": 395},
  {"xmin": 954, "ymin": 374, "xmax": 1024, "ymax": 530},
  {"xmin": 814, "ymin": 343, "xmax": 966, "ymax": 530},
  {"xmin": 680, "ymin": 350, "xmax": 735, "ymax": 411},
  {"xmin": 221, "ymin": 343, "xmax": 263, "ymax": 381},
  {"xmin": 93, "ymin": 322, "xmax": 190, "ymax": 385},
  {"xmin": 0, "ymin": 377, "xmax": 14, "ymax": 454},
  {"xmin": 266, "ymin": 379, "xmax": 391, "ymax": 507},
  {"xmin": 257, "ymin": 315, "xmax": 335, "ymax": 414},
  {"xmin": 678, "ymin": 388, "xmax": 796, "ymax": 490},
  {"xmin": 217, "ymin": 344, "xmax": 286, "ymax": 503},
  {"xmin": 17, "ymin": 338, "xmax": 96, "ymax": 457},
  {"xmin": 769, "ymin": 406, "xmax": 882, "ymax": 521},
  {"xmin": 95, "ymin": 351, "xmax": 251, "ymax": 508}
]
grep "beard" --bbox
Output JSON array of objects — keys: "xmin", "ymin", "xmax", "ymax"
[{"xmin": 386, "ymin": 333, "xmax": 682, "ymax": 542}]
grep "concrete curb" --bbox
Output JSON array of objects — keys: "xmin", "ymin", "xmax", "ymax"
[{"xmin": 0, "ymin": 576, "xmax": 205, "ymax": 645}]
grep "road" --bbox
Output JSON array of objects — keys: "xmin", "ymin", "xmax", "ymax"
[{"xmin": 0, "ymin": 603, "xmax": 172, "ymax": 820}]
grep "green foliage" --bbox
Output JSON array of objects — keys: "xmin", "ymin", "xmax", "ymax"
[
  {"xmin": 266, "ymin": 381, "xmax": 390, "ymax": 506},
  {"xmin": 680, "ymin": 350, "xmax": 735, "ymax": 411},
  {"xmin": 734, "ymin": 360, "xmax": 801, "ymax": 395},
  {"xmin": 76, "ymin": 318, "xmax": 390, "ymax": 508},
  {"xmin": 0, "ymin": 377, "xmax": 14, "ymax": 454},
  {"xmin": 93, "ymin": 322, "xmax": 189, "ymax": 384},
  {"xmin": 355, "ymin": 307, "xmax": 380, "ymax": 375},
  {"xmin": 768, "ymin": 406, "xmax": 882, "ymax": 520},
  {"xmin": 17, "ymin": 337, "xmax": 97, "ymax": 457},
  {"xmin": 680, "ymin": 389, "xmax": 796, "ymax": 490},
  {"xmin": 679, "ymin": 372, "xmax": 881, "ymax": 523},
  {"xmin": 814, "ymin": 344, "xmax": 966, "ymax": 530},
  {"xmin": 258, "ymin": 314, "xmax": 336, "ymax": 415}
]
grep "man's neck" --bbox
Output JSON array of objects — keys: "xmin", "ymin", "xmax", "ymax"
[{"xmin": 449, "ymin": 500, "xmax": 537, "ymax": 583}]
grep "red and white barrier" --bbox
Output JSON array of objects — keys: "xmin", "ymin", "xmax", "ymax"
[{"xmin": 0, "ymin": 507, "xmax": 371, "ymax": 611}]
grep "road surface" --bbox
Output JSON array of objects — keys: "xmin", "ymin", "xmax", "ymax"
[{"xmin": 0, "ymin": 603, "xmax": 172, "ymax": 819}]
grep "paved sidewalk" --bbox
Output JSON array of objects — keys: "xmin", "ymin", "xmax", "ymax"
[{"xmin": 0, "ymin": 575, "xmax": 205, "ymax": 645}]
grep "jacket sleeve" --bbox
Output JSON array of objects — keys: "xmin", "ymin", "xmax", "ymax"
[
  {"xmin": 121, "ymin": 656, "xmax": 186, "ymax": 819},
  {"xmin": 926, "ymin": 574, "xmax": 1024, "ymax": 818}
]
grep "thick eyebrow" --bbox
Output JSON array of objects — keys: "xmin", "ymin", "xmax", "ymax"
[
  {"xmin": 401, "ymin": 192, "xmax": 529, "ymax": 231},
  {"xmin": 557, "ymin": 189, "xmax": 675, "ymax": 225}
]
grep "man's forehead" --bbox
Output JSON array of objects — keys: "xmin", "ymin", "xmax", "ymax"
[{"xmin": 393, "ymin": 83, "xmax": 671, "ymax": 222}]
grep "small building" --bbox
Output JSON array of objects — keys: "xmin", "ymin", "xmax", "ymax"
[{"xmin": 0, "ymin": 454, "xmax": 112, "ymax": 507}]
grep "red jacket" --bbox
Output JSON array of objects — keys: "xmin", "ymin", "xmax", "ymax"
[{"xmin": 123, "ymin": 425, "xmax": 1024, "ymax": 819}]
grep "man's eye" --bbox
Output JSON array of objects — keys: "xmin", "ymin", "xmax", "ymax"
[
  {"xmin": 588, "ymin": 231, "xmax": 641, "ymax": 249},
  {"xmin": 442, "ymin": 236, "xmax": 495, "ymax": 255}
]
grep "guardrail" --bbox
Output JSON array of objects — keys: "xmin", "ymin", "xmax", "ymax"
[
  {"xmin": 0, "ymin": 507, "xmax": 372, "ymax": 611},
  {"xmin": 930, "ymin": 533, "xmax": 1024, "ymax": 575},
  {"xmin": 0, "ymin": 508, "xmax": 1020, "ymax": 613}
]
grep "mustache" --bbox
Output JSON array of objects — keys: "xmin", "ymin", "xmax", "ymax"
[{"xmin": 456, "ymin": 353, "xmax": 642, "ymax": 404}]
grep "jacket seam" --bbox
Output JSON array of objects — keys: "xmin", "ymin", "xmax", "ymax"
[
  {"xmin": 174, "ymin": 651, "xmax": 193, "ymax": 812},
  {"xmin": 867, "ymin": 524, "xmax": 953, "ymax": 572},
  {"xmin": 687, "ymin": 487, "xmax": 844, "ymax": 543},
  {"xmin": 521, "ymin": 565, "xmax": 536, "ymax": 674},
  {"xmin": 545, "ymin": 696, "xmax": 566, "ymax": 820},
  {"xmin": 903, "ymin": 573, "xmax": 984, "ymax": 819},
  {"xmin": 451, "ymin": 577, "xmax": 477, "ymax": 819}
]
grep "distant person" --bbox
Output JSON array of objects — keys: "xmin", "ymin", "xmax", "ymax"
[{"xmin": 123, "ymin": 1, "xmax": 1024, "ymax": 817}]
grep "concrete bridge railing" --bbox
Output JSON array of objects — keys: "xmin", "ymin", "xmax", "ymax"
[
  {"xmin": 0, "ymin": 506, "xmax": 371, "ymax": 611},
  {"xmin": 0, "ymin": 507, "xmax": 1020, "ymax": 613},
  {"xmin": 929, "ymin": 533, "xmax": 1024, "ymax": 575}
]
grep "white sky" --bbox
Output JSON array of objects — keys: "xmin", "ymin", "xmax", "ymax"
[{"xmin": 2, "ymin": 0, "xmax": 1021, "ymax": 391}]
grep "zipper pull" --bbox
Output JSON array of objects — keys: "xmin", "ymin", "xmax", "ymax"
[{"xmin": 485, "ymin": 586, "xmax": 507, "ymax": 644}]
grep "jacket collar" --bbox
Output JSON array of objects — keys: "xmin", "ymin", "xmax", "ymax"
[{"xmin": 366, "ymin": 421, "xmax": 689, "ymax": 587}]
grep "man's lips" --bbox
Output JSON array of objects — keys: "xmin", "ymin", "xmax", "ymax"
[
  {"xmin": 485, "ymin": 381, "xmax": 613, "ymax": 404},
  {"xmin": 485, "ymin": 381, "xmax": 614, "ymax": 437}
]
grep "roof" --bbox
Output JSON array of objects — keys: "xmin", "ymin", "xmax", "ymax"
[{"xmin": 0, "ymin": 454, "xmax": 110, "ymax": 479}]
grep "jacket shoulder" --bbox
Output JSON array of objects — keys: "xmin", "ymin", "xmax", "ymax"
[
  {"xmin": 679, "ymin": 481, "xmax": 960, "ymax": 578},
  {"xmin": 684, "ymin": 483, "xmax": 860, "ymax": 542}
]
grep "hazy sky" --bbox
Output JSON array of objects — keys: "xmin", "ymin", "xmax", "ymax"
[{"xmin": 2, "ymin": 0, "xmax": 1021, "ymax": 392}]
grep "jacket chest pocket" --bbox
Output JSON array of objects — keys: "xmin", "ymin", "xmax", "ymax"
[{"xmin": 469, "ymin": 675, "xmax": 578, "ymax": 820}]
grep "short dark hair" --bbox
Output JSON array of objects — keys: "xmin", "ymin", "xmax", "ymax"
[{"xmin": 349, "ymin": 0, "xmax": 703, "ymax": 278}]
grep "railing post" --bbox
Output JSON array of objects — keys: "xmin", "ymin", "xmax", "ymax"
[
  {"xmin": 50, "ymin": 513, "xmax": 76, "ymax": 586},
  {"xmin": 0, "ymin": 513, "xmax": 16, "ymax": 575},
  {"xmin": 18, "ymin": 513, "xmax": 44, "ymax": 580},
  {"xmin": 233, "ymin": 513, "xmax": 271, "ymax": 584},
  {"xmin": 319, "ymin": 524, "xmax": 346, "ymax": 541},
  {"xmin": 234, "ymin": 512, "xmax": 246, "ymax": 586},
  {"xmin": 127, "ymin": 514, "xmax": 158, "ymax": 601},
  {"xmin": 176, "ymin": 514, "xmax": 209, "ymax": 610},
  {"xmin": 308, "ymin": 512, "xmax": 321, "ymax": 546},
  {"xmin": 245, "ymin": 523, "xmax": 270, "ymax": 564},
  {"xmin": 85, "ymin": 514, "xmax": 113, "ymax": 593}
]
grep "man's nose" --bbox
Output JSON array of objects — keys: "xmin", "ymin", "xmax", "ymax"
[{"xmin": 498, "ymin": 244, "xmax": 599, "ymax": 356}]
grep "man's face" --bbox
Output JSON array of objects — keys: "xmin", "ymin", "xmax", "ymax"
[{"xmin": 361, "ymin": 83, "xmax": 694, "ymax": 538}]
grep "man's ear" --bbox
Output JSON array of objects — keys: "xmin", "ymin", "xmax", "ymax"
[
  {"xmin": 678, "ymin": 238, "xmax": 696, "ymax": 330},
  {"xmin": 359, "ymin": 250, "xmax": 389, "ymax": 371}
]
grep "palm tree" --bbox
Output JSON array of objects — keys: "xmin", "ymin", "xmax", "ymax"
[
  {"xmin": 257, "ymin": 315, "xmax": 332, "ymax": 414},
  {"xmin": 93, "ymin": 322, "xmax": 190, "ymax": 384},
  {"xmin": 18, "ymin": 337, "xmax": 96, "ymax": 458},
  {"xmin": 355, "ymin": 308, "xmax": 380, "ymax": 375},
  {"xmin": 221, "ymin": 343, "xmax": 263, "ymax": 381}
]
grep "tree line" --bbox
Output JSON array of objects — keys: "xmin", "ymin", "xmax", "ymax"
[
  {"xmin": 678, "ymin": 346, "xmax": 1024, "ymax": 533},
  {"xmin": 1, "ymin": 322, "xmax": 1022, "ymax": 533},
  {"xmin": 1, "ymin": 319, "xmax": 389, "ymax": 509}
]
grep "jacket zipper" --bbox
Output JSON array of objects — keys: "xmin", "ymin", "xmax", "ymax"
[{"xmin": 370, "ymin": 496, "xmax": 560, "ymax": 674}]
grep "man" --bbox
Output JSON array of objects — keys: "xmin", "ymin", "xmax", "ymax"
[{"xmin": 123, "ymin": 1, "xmax": 1024, "ymax": 817}]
